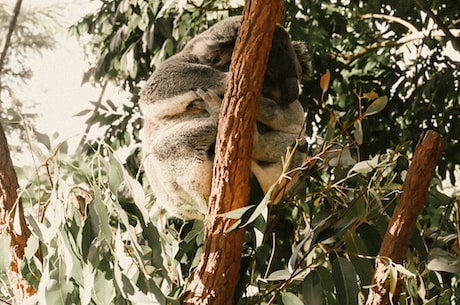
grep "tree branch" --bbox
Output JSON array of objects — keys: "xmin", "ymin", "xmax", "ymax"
[
  {"xmin": 365, "ymin": 130, "xmax": 444, "ymax": 305},
  {"xmin": 343, "ymin": 28, "xmax": 460, "ymax": 66},
  {"xmin": 413, "ymin": 0, "xmax": 460, "ymax": 51},
  {"xmin": 0, "ymin": 0, "xmax": 23, "ymax": 91},
  {"xmin": 181, "ymin": 1, "xmax": 284, "ymax": 304},
  {"xmin": 361, "ymin": 13, "xmax": 419, "ymax": 33}
]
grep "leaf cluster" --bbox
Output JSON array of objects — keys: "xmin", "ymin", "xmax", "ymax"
[
  {"xmin": 1, "ymin": 94, "xmax": 458, "ymax": 304},
  {"xmin": 1, "ymin": 1, "xmax": 458, "ymax": 304}
]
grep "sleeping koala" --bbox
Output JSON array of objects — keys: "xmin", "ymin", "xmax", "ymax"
[{"xmin": 140, "ymin": 16, "xmax": 307, "ymax": 220}]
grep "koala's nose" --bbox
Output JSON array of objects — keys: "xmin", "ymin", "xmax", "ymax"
[
  {"xmin": 281, "ymin": 77, "xmax": 299, "ymax": 105},
  {"xmin": 207, "ymin": 141, "xmax": 216, "ymax": 161}
]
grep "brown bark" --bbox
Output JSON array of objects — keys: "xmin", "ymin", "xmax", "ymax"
[
  {"xmin": 181, "ymin": 1, "xmax": 284, "ymax": 304},
  {"xmin": 365, "ymin": 130, "xmax": 444, "ymax": 305},
  {"xmin": 0, "ymin": 123, "xmax": 36, "ymax": 302},
  {"xmin": 0, "ymin": 0, "xmax": 35, "ymax": 301}
]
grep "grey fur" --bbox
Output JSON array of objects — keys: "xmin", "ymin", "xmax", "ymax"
[{"xmin": 140, "ymin": 16, "xmax": 308, "ymax": 219}]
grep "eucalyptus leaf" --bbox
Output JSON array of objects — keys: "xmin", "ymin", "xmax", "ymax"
[
  {"xmin": 302, "ymin": 271, "xmax": 323, "ymax": 305},
  {"xmin": 427, "ymin": 248, "xmax": 460, "ymax": 273},
  {"xmin": 331, "ymin": 256, "xmax": 359, "ymax": 305},
  {"xmin": 281, "ymin": 291, "xmax": 304, "ymax": 305},
  {"xmin": 364, "ymin": 96, "xmax": 388, "ymax": 116}
]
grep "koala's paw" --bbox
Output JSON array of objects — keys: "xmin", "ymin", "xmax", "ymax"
[{"xmin": 195, "ymin": 88, "xmax": 222, "ymax": 115}]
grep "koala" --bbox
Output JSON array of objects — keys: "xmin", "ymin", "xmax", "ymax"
[{"xmin": 140, "ymin": 16, "xmax": 308, "ymax": 220}]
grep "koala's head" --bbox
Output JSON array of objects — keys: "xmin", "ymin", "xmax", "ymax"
[
  {"xmin": 263, "ymin": 26, "xmax": 311, "ymax": 105},
  {"xmin": 181, "ymin": 16, "xmax": 242, "ymax": 71}
]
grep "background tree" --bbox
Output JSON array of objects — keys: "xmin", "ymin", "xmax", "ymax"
[
  {"xmin": 0, "ymin": 1, "xmax": 58, "ymax": 150},
  {"xmin": 0, "ymin": 0, "xmax": 459, "ymax": 304},
  {"xmin": 0, "ymin": 1, "xmax": 61, "ymax": 303}
]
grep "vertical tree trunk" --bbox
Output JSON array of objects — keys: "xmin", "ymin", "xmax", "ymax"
[
  {"xmin": 182, "ymin": 1, "xmax": 284, "ymax": 304},
  {"xmin": 0, "ymin": 1, "xmax": 36, "ymax": 301},
  {"xmin": 365, "ymin": 130, "xmax": 444, "ymax": 305},
  {"xmin": 0, "ymin": 123, "xmax": 36, "ymax": 302}
]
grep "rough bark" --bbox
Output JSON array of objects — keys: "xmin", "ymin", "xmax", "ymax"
[
  {"xmin": 0, "ymin": 123, "xmax": 35, "ymax": 302},
  {"xmin": 365, "ymin": 130, "xmax": 444, "ymax": 305},
  {"xmin": 0, "ymin": 0, "xmax": 36, "ymax": 301},
  {"xmin": 181, "ymin": 1, "xmax": 284, "ymax": 304}
]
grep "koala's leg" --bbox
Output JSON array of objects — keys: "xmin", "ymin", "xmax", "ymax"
[{"xmin": 143, "ymin": 119, "xmax": 218, "ymax": 220}]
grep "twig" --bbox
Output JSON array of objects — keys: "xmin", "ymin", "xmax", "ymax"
[
  {"xmin": 413, "ymin": 0, "xmax": 460, "ymax": 51},
  {"xmin": 361, "ymin": 13, "xmax": 418, "ymax": 33},
  {"xmin": 343, "ymin": 28, "xmax": 460, "ymax": 66},
  {"xmin": 0, "ymin": 0, "xmax": 23, "ymax": 93}
]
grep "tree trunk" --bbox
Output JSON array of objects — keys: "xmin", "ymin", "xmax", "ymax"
[
  {"xmin": 181, "ymin": 1, "xmax": 284, "ymax": 304},
  {"xmin": 0, "ymin": 123, "xmax": 36, "ymax": 302},
  {"xmin": 365, "ymin": 130, "xmax": 444, "ymax": 305}
]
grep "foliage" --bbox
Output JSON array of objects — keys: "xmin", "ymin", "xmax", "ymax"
[
  {"xmin": 71, "ymin": 0, "xmax": 460, "ymax": 184},
  {"xmin": 1, "ymin": 92, "xmax": 458, "ymax": 304},
  {"xmin": 0, "ymin": 2, "xmax": 58, "ymax": 147},
  {"xmin": 1, "ymin": 0, "xmax": 459, "ymax": 304}
]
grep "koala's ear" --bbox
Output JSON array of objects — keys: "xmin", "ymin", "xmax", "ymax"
[{"xmin": 292, "ymin": 41, "xmax": 313, "ymax": 81}]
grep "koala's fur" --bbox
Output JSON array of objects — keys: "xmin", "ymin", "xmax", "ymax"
[{"xmin": 140, "ymin": 16, "xmax": 308, "ymax": 220}]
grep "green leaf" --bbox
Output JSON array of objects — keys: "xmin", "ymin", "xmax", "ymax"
[
  {"xmin": 424, "ymin": 288, "xmax": 453, "ymax": 305},
  {"xmin": 302, "ymin": 271, "xmax": 323, "ymax": 305},
  {"xmin": 281, "ymin": 292, "xmax": 304, "ymax": 305},
  {"xmin": 92, "ymin": 269, "xmax": 116, "ymax": 304},
  {"xmin": 74, "ymin": 109, "xmax": 92, "ymax": 117},
  {"xmin": 328, "ymin": 147, "xmax": 356, "ymax": 167},
  {"xmin": 353, "ymin": 120, "xmax": 363, "ymax": 145},
  {"xmin": 427, "ymin": 248, "xmax": 460, "ymax": 273},
  {"xmin": 349, "ymin": 154, "xmax": 379, "ymax": 174},
  {"xmin": 344, "ymin": 234, "xmax": 373, "ymax": 286},
  {"xmin": 220, "ymin": 205, "xmax": 255, "ymax": 219},
  {"xmin": 364, "ymin": 96, "xmax": 388, "ymax": 116},
  {"xmin": 43, "ymin": 268, "xmax": 74, "ymax": 305},
  {"xmin": 331, "ymin": 256, "xmax": 359, "ymax": 305},
  {"xmin": 265, "ymin": 269, "xmax": 292, "ymax": 281}
]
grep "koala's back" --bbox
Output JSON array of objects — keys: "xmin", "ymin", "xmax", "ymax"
[{"xmin": 141, "ymin": 58, "xmax": 226, "ymax": 104}]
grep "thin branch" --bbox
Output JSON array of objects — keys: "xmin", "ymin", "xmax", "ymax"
[
  {"xmin": 413, "ymin": 0, "xmax": 460, "ymax": 51},
  {"xmin": 342, "ymin": 29, "xmax": 460, "ymax": 66},
  {"xmin": 0, "ymin": 0, "xmax": 23, "ymax": 78},
  {"xmin": 361, "ymin": 13, "xmax": 419, "ymax": 33}
]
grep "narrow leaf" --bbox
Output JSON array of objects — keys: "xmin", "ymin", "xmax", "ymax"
[
  {"xmin": 302, "ymin": 271, "xmax": 323, "ymax": 305},
  {"xmin": 320, "ymin": 69, "xmax": 331, "ymax": 101},
  {"xmin": 354, "ymin": 120, "xmax": 363, "ymax": 145},
  {"xmin": 281, "ymin": 292, "xmax": 304, "ymax": 305},
  {"xmin": 265, "ymin": 269, "xmax": 292, "ymax": 281},
  {"xmin": 364, "ymin": 95, "xmax": 388, "ymax": 116},
  {"xmin": 349, "ymin": 154, "xmax": 379, "ymax": 174},
  {"xmin": 331, "ymin": 256, "xmax": 358, "ymax": 305}
]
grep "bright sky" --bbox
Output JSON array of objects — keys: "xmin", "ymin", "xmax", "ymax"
[{"xmin": 17, "ymin": 0, "xmax": 127, "ymax": 160}]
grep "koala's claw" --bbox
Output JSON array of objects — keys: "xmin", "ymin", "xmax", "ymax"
[{"xmin": 195, "ymin": 88, "xmax": 222, "ymax": 114}]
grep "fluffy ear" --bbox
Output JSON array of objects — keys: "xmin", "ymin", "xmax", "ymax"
[{"xmin": 292, "ymin": 41, "xmax": 313, "ymax": 81}]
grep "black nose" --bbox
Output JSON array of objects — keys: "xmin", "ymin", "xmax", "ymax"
[
  {"xmin": 281, "ymin": 77, "xmax": 299, "ymax": 105},
  {"xmin": 207, "ymin": 141, "xmax": 216, "ymax": 160}
]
